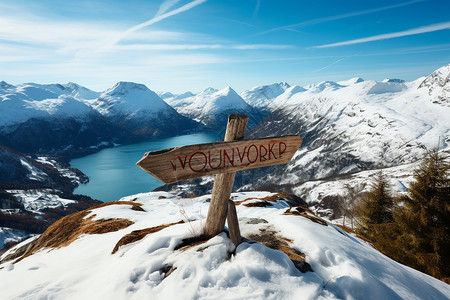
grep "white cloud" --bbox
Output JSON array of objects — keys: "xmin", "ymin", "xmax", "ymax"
[
  {"xmin": 96, "ymin": 0, "xmax": 208, "ymax": 53},
  {"xmin": 314, "ymin": 22, "xmax": 450, "ymax": 48},
  {"xmin": 253, "ymin": 0, "xmax": 261, "ymax": 19},
  {"xmin": 0, "ymin": 17, "xmax": 115, "ymax": 47},
  {"xmin": 112, "ymin": 43, "xmax": 293, "ymax": 51},
  {"xmin": 232, "ymin": 44, "xmax": 293, "ymax": 50},
  {"xmin": 156, "ymin": 0, "xmax": 182, "ymax": 17},
  {"xmin": 311, "ymin": 56, "xmax": 353, "ymax": 73},
  {"xmin": 256, "ymin": 0, "xmax": 424, "ymax": 35}
]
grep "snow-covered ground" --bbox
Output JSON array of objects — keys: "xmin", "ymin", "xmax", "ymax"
[
  {"xmin": 0, "ymin": 228, "xmax": 32, "ymax": 251},
  {"xmin": 5, "ymin": 189, "xmax": 76, "ymax": 213},
  {"xmin": 35, "ymin": 156, "xmax": 86, "ymax": 186},
  {"xmin": 1, "ymin": 191, "xmax": 448, "ymax": 299}
]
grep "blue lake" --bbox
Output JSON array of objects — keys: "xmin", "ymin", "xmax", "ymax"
[{"xmin": 71, "ymin": 133, "xmax": 219, "ymax": 202}]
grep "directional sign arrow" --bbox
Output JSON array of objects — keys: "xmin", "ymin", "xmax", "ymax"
[{"xmin": 136, "ymin": 135, "xmax": 302, "ymax": 184}]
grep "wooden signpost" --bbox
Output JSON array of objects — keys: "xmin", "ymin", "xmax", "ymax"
[{"xmin": 137, "ymin": 114, "xmax": 302, "ymax": 246}]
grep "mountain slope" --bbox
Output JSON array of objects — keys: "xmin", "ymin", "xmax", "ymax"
[
  {"xmin": 0, "ymin": 146, "xmax": 101, "ymax": 251},
  {"xmin": 1, "ymin": 191, "xmax": 448, "ymax": 299},
  {"xmin": 177, "ymin": 86, "xmax": 262, "ymax": 131},
  {"xmin": 240, "ymin": 82, "xmax": 290, "ymax": 111},
  {"xmin": 418, "ymin": 64, "xmax": 450, "ymax": 106},
  {"xmin": 244, "ymin": 65, "xmax": 450, "ymax": 190}
]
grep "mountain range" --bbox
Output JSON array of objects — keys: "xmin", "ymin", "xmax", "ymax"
[
  {"xmin": 0, "ymin": 64, "xmax": 449, "ymax": 296},
  {"xmin": 0, "ymin": 81, "xmax": 202, "ymax": 157},
  {"xmin": 1, "ymin": 64, "xmax": 448, "ymax": 192},
  {"xmin": 240, "ymin": 64, "xmax": 450, "ymax": 191}
]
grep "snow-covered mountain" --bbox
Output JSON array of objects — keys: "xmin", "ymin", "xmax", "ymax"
[
  {"xmin": 176, "ymin": 86, "xmax": 262, "ymax": 131},
  {"xmin": 0, "ymin": 82, "xmax": 128, "ymax": 156},
  {"xmin": 0, "ymin": 81, "xmax": 201, "ymax": 156},
  {"xmin": 1, "ymin": 191, "xmax": 448, "ymax": 299},
  {"xmin": 88, "ymin": 82, "xmax": 170, "ymax": 117},
  {"xmin": 85, "ymin": 81, "xmax": 201, "ymax": 138},
  {"xmin": 418, "ymin": 64, "xmax": 450, "ymax": 106},
  {"xmin": 159, "ymin": 91, "xmax": 195, "ymax": 108},
  {"xmin": 337, "ymin": 77, "xmax": 364, "ymax": 86},
  {"xmin": 240, "ymin": 82, "xmax": 290, "ymax": 111},
  {"xmin": 240, "ymin": 64, "xmax": 450, "ymax": 194},
  {"xmin": 8, "ymin": 82, "xmax": 100, "ymax": 101}
]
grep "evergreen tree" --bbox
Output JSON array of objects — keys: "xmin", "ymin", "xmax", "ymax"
[
  {"xmin": 355, "ymin": 168, "xmax": 394, "ymax": 241},
  {"xmin": 392, "ymin": 148, "xmax": 450, "ymax": 279}
]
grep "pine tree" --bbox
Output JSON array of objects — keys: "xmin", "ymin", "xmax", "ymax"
[
  {"xmin": 392, "ymin": 148, "xmax": 450, "ymax": 279},
  {"xmin": 355, "ymin": 168, "xmax": 394, "ymax": 241}
]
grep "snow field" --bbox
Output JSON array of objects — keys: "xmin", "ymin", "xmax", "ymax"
[{"xmin": 1, "ymin": 191, "xmax": 448, "ymax": 299}]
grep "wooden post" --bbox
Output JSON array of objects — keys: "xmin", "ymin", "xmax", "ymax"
[
  {"xmin": 227, "ymin": 199, "xmax": 242, "ymax": 247},
  {"xmin": 203, "ymin": 114, "xmax": 248, "ymax": 238}
]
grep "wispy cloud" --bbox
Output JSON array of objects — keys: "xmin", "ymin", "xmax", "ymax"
[
  {"xmin": 253, "ymin": 0, "xmax": 261, "ymax": 19},
  {"xmin": 96, "ymin": 0, "xmax": 207, "ymax": 53},
  {"xmin": 114, "ymin": 43, "xmax": 293, "ymax": 51},
  {"xmin": 256, "ymin": 0, "xmax": 423, "ymax": 35},
  {"xmin": 156, "ymin": 0, "xmax": 181, "ymax": 17},
  {"xmin": 314, "ymin": 22, "xmax": 450, "ymax": 48},
  {"xmin": 311, "ymin": 56, "xmax": 354, "ymax": 73}
]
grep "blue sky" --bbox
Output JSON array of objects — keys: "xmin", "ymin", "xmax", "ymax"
[{"xmin": 0, "ymin": 0, "xmax": 449, "ymax": 93}]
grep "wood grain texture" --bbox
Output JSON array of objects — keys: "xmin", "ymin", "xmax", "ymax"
[
  {"xmin": 136, "ymin": 135, "xmax": 302, "ymax": 184},
  {"xmin": 227, "ymin": 200, "xmax": 242, "ymax": 247},
  {"xmin": 203, "ymin": 115, "xmax": 248, "ymax": 237}
]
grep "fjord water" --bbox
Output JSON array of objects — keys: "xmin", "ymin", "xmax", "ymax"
[{"xmin": 71, "ymin": 133, "xmax": 218, "ymax": 202}]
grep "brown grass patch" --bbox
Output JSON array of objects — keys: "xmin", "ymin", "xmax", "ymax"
[
  {"xmin": 174, "ymin": 235, "xmax": 211, "ymax": 252},
  {"xmin": 243, "ymin": 201, "xmax": 273, "ymax": 207},
  {"xmin": 246, "ymin": 228, "xmax": 312, "ymax": 273},
  {"xmin": 333, "ymin": 224, "xmax": 356, "ymax": 234},
  {"xmin": 15, "ymin": 209, "xmax": 133, "ymax": 263},
  {"xmin": 112, "ymin": 220, "xmax": 184, "ymax": 254},
  {"xmin": 13, "ymin": 201, "xmax": 145, "ymax": 263},
  {"xmin": 284, "ymin": 206, "xmax": 328, "ymax": 226},
  {"xmin": 236, "ymin": 192, "xmax": 305, "ymax": 207},
  {"xmin": 441, "ymin": 277, "xmax": 450, "ymax": 284}
]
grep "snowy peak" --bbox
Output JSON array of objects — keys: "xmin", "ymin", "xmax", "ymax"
[
  {"xmin": 308, "ymin": 81, "xmax": 344, "ymax": 93},
  {"xmin": 201, "ymin": 87, "xmax": 219, "ymax": 95},
  {"xmin": 337, "ymin": 77, "xmax": 364, "ymax": 86},
  {"xmin": 216, "ymin": 85, "xmax": 239, "ymax": 98},
  {"xmin": 64, "ymin": 82, "xmax": 100, "ymax": 100},
  {"xmin": 159, "ymin": 91, "xmax": 174, "ymax": 99},
  {"xmin": 104, "ymin": 81, "xmax": 149, "ymax": 97},
  {"xmin": 285, "ymin": 85, "xmax": 306, "ymax": 95},
  {"xmin": 0, "ymin": 81, "xmax": 14, "ymax": 90},
  {"xmin": 15, "ymin": 84, "xmax": 60, "ymax": 101},
  {"xmin": 93, "ymin": 81, "xmax": 170, "ymax": 116},
  {"xmin": 418, "ymin": 64, "xmax": 450, "ymax": 106},
  {"xmin": 175, "ymin": 91, "xmax": 195, "ymax": 99},
  {"xmin": 177, "ymin": 86, "xmax": 257, "ymax": 128},
  {"xmin": 25, "ymin": 95, "xmax": 98, "ymax": 119},
  {"xmin": 205, "ymin": 86, "xmax": 250, "ymax": 111},
  {"xmin": 268, "ymin": 85, "xmax": 307, "ymax": 110},
  {"xmin": 241, "ymin": 82, "xmax": 291, "ymax": 110}
]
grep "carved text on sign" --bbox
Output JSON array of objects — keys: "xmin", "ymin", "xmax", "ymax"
[
  {"xmin": 170, "ymin": 141, "xmax": 287, "ymax": 173},
  {"xmin": 137, "ymin": 136, "xmax": 302, "ymax": 184}
]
